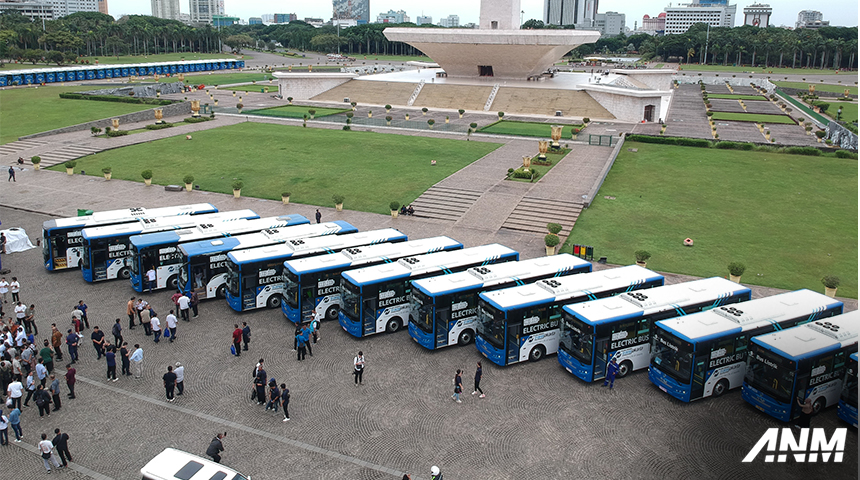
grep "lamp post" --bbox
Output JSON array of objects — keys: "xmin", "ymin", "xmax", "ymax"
[
  {"xmin": 703, "ymin": 23, "xmax": 710, "ymax": 65},
  {"xmin": 837, "ymin": 107, "xmax": 842, "ymax": 122}
]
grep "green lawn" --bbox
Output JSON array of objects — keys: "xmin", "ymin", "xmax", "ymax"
[
  {"xmin": 706, "ymin": 94, "xmax": 767, "ymax": 101},
  {"xmin": 353, "ymin": 55, "xmax": 435, "ymax": 63},
  {"xmin": 478, "ymin": 121, "xmax": 584, "ymax": 138},
  {"xmin": 2, "ymin": 53, "xmax": 239, "ymax": 70},
  {"xmin": 711, "ymin": 112, "xmax": 796, "ymax": 124},
  {"xmin": 561, "ymin": 142, "xmax": 857, "ymax": 297},
  {"xmin": 185, "ymin": 73, "xmax": 274, "ymax": 86},
  {"xmin": 822, "ymin": 102, "xmax": 858, "ymax": 124},
  {"xmin": 248, "ymin": 105, "xmax": 350, "ymax": 118},
  {"xmin": 0, "ymin": 85, "xmax": 154, "ymax": 144},
  {"xmin": 229, "ymin": 84, "xmax": 279, "ymax": 93},
  {"xmin": 773, "ymin": 81, "xmax": 858, "ymax": 95},
  {"xmin": 678, "ymin": 65, "xmax": 842, "ymax": 75},
  {"xmin": 46, "ymin": 123, "xmax": 501, "ymax": 214}
]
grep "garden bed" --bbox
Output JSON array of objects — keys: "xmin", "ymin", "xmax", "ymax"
[{"xmin": 710, "ymin": 112, "xmax": 796, "ymax": 124}]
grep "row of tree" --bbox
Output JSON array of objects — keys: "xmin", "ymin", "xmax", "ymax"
[{"xmin": 1, "ymin": 10, "xmax": 857, "ymax": 71}]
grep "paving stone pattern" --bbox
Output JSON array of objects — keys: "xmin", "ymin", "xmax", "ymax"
[{"xmin": 664, "ymin": 85, "xmax": 713, "ymax": 139}]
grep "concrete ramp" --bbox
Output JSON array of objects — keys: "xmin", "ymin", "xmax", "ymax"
[
  {"xmin": 413, "ymin": 84, "xmax": 494, "ymax": 111},
  {"xmin": 311, "ymin": 80, "xmax": 417, "ymax": 106},
  {"xmin": 491, "ymin": 87, "xmax": 614, "ymax": 119}
]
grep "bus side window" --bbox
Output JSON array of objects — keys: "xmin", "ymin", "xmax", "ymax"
[{"xmin": 734, "ymin": 335, "xmax": 748, "ymax": 355}]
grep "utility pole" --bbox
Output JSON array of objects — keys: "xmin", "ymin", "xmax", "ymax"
[{"xmin": 703, "ymin": 23, "xmax": 710, "ymax": 65}]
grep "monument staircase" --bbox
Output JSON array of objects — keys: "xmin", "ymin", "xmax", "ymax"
[
  {"xmin": 500, "ymin": 196, "xmax": 583, "ymax": 236},
  {"xmin": 484, "ymin": 84, "xmax": 501, "ymax": 111},
  {"xmin": 409, "ymin": 186, "xmax": 483, "ymax": 222},
  {"xmin": 407, "ymin": 80, "xmax": 426, "ymax": 106}
]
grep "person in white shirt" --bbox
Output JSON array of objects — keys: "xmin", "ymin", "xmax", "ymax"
[
  {"xmin": 174, "ymin": 361, "xmax": 185, "ymax": 395},
  {"xmin": 9, "ymin": 277, "xmax": 20, "ymax": 303},
  {"xmin": 145, "ymin": 268, "xmax": 156, "ymax": 293},
  {"xmin": 0, "ymin": 277, "xmax": 9, "ymax": 304},
  {"xmin": 14, "ymin": 301, "xmax": 26, "ymax": 324},
  {"xmin": 150, "ymin": 315, "xmax": 161, "ymax": 343},
  {"xmin": 38, "ymin": 433, "xmax": 62, "ymax": 472},
  {"xmin": 177, "ymin": 294, "xmax": 191, "ymax": 322},
  {"xmin": 15, "ymin": 329, "xmax": 26, "ymax": 348},
  {"xmin": 7, "ymin": 379, "xmax": 24, "ymax": 409},
  {"xmin": 165, "ymin": 311, "xmax": 178, "ymax": 343}
]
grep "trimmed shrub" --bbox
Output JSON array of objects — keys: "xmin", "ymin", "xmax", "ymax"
[
  {"xmin": 821, "ymin": 275, "xmax": 840, "ymax": 289},
  {"xmin": 231, "ymin": 180, "xmax": 244, "ymax": 190},
  {"xmin": 815, "ymin": 130, "xmax": 826, "ymax": 139},
  {"xmin": 141, "ymin": 170, "xmax": 153, "ymax": 180},
  {"xmin": 64, "ymin": 160, "xmax": 77, "ymax": 169},
  {"xmin": 835, "ymin": 150, "xmax": 858, "ymax": 159},
  {"xmin": 677, "ymin": 138, "xmax": 712, "ymax": 148},
  {"xmin": 544, "ymin": 234, "xmax": 560, "ymax": 247},
  {"xmin": 106, "ymin": 129, "xmax": 129, "ymax": 137},
  {"xmin": 144, "ymin": 123, "xmax": 174, "ymax": 130},
  {"xmin": 715, "ymin": 141, "xmax": 739, "ymax": 149},
  {"xmin": 184, "ymin": 117, "xmax": 211, "ymax": 123},
  {"xmin": 547, "ymin": 223, "xmax": 563, "ymax": 235},
  {"xmin": 183, "ymin": 174, "xmax": 194, "ymax": 184},
  {"xmin": 784, "ymin": 147, "xmax": 821, "ymax": 156},
  {"xmin": 332, "ymin": 194, "xmax": 345, "ymax": 205},
  {"xmin": 634, "ymin": 250, "xmax": 651, "ymax": 262},
  {"xmin": 389, "ymin": 201, "xmax": 400, "ymax": 211},
  {"xmin": 728, "ymin": 262, "xmax": 746, "ymax": 276}
]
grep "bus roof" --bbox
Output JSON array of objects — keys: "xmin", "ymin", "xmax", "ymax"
[
  {"xmin": 284, "ymin": 236, "xmax": 462, "ymax": 276},
  {"xmin": 479, "ymin": 265, "xmax": 663, "ymax": 311},
  {"xmin": 42, "ymin": 203, "xmax": 217, "ymax": 231},
  {"xmin": 179, "ymin": 221, "xmax": 356, "ymax": 257},
  {"xmin": 81, "ymin": 210, "xmax": 259, "ymax": 240},
  {"xmin": 413, "ymin": 253, "xmax": 591, "ymax": 297},
  {"xmin": 750, "ymin": 311, "xmax": 859, "ymax": 361},
  {"xmin": 227, "ymin": 229, "xmax": 406, "ymax": 264},
  {"xmin": 655, "ymin": 289, "xmax": 844, "ymax": 344},
  {"xmin": 129, "ymin": 214, "xmax": 308, "ymax": 249},
  {"xmin": 341, "ymin": 244, "xmax": 518, "ymax": 287},
  {"xmin": 563, "ymin": 277, "xmax": 750, "ymax": 325}
]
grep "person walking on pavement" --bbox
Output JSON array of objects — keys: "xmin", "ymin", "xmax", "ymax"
[
  {"xmin": 150, "ymin": 314, "xmax": 162, "ymax": 343},
  {"xmin": 280, "ymin": 384, "xmax": 290, "ymax": 422},
  {"xmin": 105, "ymin": 346, "xmax": 117, "ymax": 382},
  {"xmin": 49, "ymin": 374, "xmax": 61, "ymax": 411},
  {"xmin": 452, "ymin": 369, "xmax": 463, "ymax": 403},
  {"xmin": 111, "ymin": 319, "xmax": 123, "ymax": 347},
  {"xmin": 76, "ymin": 301, "xmax": 89, "ymax": 330},
  {"xmin": 65, "ymin": 330, "xmax": 78, "ymax": 364},
  {"xmin": 120, "ymin": 343, "xmax": 130, "ymax": 376},
  {"xmin": 190, "ymin": 290, "xmax": 199, "ymax": 318},
  {"xmin": 38, "ymin": 433, "xmax": 62, "ymax": 473},
  {"xmin": 50, "ymin": 324, "xmax": 62, "ymax": 362},
  {"xmin": 163, "ymin": 365, "xmax": 177, "ymax": 402},
  {"xmin": 206, "ymin": 433, "xmax": 225, "ymax": 463},
  {"xmin": 90, "ymin": 326, "xmax": 105, "ymax": 359},
  {"xmin": 174, "ymin": 362, "xmax": 184, "ymax": 395},
  {"xmin": 177, "ymin": 294, "xmax": 191, "ymax": 322},
  {"xmin": 130, "ymin": 344, "xmax": 143, "ymax": 379},
  {"xmin": 34, "ymin": 384, "xmax": 52, "ymax": 417},
  {"xmin": 9, "ymin": 405, "xmax": 21, "ymax": 442},
  {"xmin": 52, "ymin": 428, "xmax": 72, "ymax": 467},
  {"xmin": 315, "ymin": 209, "xmax": 321, "ymax": 224},
  {"xmin": 39, "ymin": 340, "xmax": 54, "ymax": 374},
  {"xmin": 165, "ymin": 310, "xmax": 178, "ymax": 342},
  {"xmin": 7, "ymin": 377, "xmax": 23, "ymax": 409},
  {"xmin": 7, "ymin": 165, "xmax": 15, "ymax": 182},
  {"xmin": 127, "ymin": 297, "xmax": 136, "ymax": 330},
  {"xmin": 64, "ymin": 364, "xmax": 76, "ymax": 399},
  {"xmin": 472, "ymin": 361, "xmax": 485, "ymax": 398},
  {"xmin": 353, "ymin": 351, "xmax": 365, "ymax": 385},
  {"xmin": 232, "ymin": 325, "xmax": 242, "ymax": 356},
  {"xmin": 241, "ymin": 322, "xmax": 250, "ymax": 351},
  {"xmin": 603, "ymin": 357, "xmax": 619, "ymax": 390},
  {"xmin": 303, "ymin": 323, "xmax": 313, "ymax": 357},
  {"xmin": 296, "ymin": 329, "xmax": 307, "ymax": 361},
  {"xmin": 0, "ymin": 408, "xmax": 8, "ymax": 445},
  {"xmin": 25, "ymin": 305, "xmax": 38, "ymax": 337}
]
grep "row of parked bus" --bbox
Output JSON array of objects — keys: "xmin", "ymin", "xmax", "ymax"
[{"xmin": 40, "ymin": 205, "xmax": 858, "ymax": 428}]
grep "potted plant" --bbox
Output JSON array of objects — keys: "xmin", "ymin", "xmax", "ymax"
[
  {"xmin": 544, "ymin": 234, "xmax": 560, "ymax": 256},
  {"xmin": 458, "ymin": 109, "xmax": 465, "ymax": 119},
  {"xmin": 367, "ymin": 110, "xmax": 373, "ymax": 118},
  {"xmin": 582, "ymin": 117, "xmax": 590, "ymax": 125},
  {"xmin": 634, "ymin": 250, "xmax": 651, "ymax": 267},
  {"xmin": 232, "ymin": 180, "xmax": 244, "ymax": 198},
  {"xmin": 547, "ymin": 223, "xmax": 563, "ymax": 236},
  {"xmin": 308, "ymin": 109, "xmax": 316, "ymax": 119},
  {"xmin": 350, "ymin": 101, "xmax": 357, "ymax": 111},
  {"xmin": 428, "ymin": 119, "xmax": 435, "ymax": 129},
  {"xmin": 102, "ymin": 167, "xmax": 112, "ymax": 180},
  {"xmin": 141, "ymin": 169, "xmax": 153, "ymax": 186},
  {"xmin": 422, "ymin": 107, "xmax": 428, "ymax": 116},
  {"xmin": 385, "ymin": 115, "xmax": 392, "ymax": 126},
  {"xmin": 281, "ymin": 191, "xmax": 291, "ymax": 204},
  {"xmin": 31, "ymin": 156, "xmax": 41, "ymax": 171},
  {"xmin": 90, "ymin": 126, "xmax": 102, "ymax": 136},
  {"xmin": 332, "ymin": 194, "xmax": 345, "ymax": 211},
  {"xmin": 405, "ymin": 113, "xmax": 410, "ymax": 120},
  {"xmin": 287, "ymin": 97, "xmax": 293, "ymax": 104},
  {"xmin": 498, "ymin": 111, "xmax": 505, "ymax": 120},
  {"xmin": 572, "ymin": 128, "xmax": 580, "ymax": 140},
  {"xmin": 385, "ymin": 104, "xmax": 392, "ymax": 113},
  {"xmin": 445, "ymin": 116, "xmax": 449, "ymax": 124},
  {"xmin": 232, "ymin": 91, "xmax": 236, "ymax": 97},
  {"xmin": 64, "ymin": 160, "xmax": 76, "ymax": 175},
  {"xmin": 468, "ymin": 122, "xmax": 478, "ymax": 140},
  {"xmin": 183, "ymin": 174, "xmax": 194, "ymax": 192},
  {"xmin": 236, "ymin": 103, "xmax": 244, "ymax": 113},
  {"xmin": 728, "ymin": 262, "xmax": 746, "ymax": 283},
  {"xmin": 303, "ymin": 114, "xmax": 308, "ymax": 127},
  {"xmin": 389, "ymin": 201, "xmax": 400, "ymax": 218},
  {"xmin": 822, "ymin": 275, "xmax": 840, "ymax": 298}
]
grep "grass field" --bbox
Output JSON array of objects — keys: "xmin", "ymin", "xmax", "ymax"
[
  {"xmin": 821, "ymin": 102, "xmax": 858, "ymax": 124},
  {"xmin": 711, "ymin": 112, "xmax": 796, "ymax": 124},
  {"xmin": 228, "ymin": 84, "xmax": 279, "ymax": 93},
  {"xmin": 1, "ymin": 53, "xmax": 239, "ymax": 70},
  {"xmin": 478, "ymin": 121, "xmax": 584, "ymax": 138},
  {"xmin": 351, "ymin": 55, "xmax": 434, "ymax": 63},
  {"xmin": 677, "ymin": 65, "xmax": 842, "ymax": 75},
  {"xmin": 248, "ymin": 105, "xmax": 349, "ymax": 118},
  {"xmin": 0, "ymin": 85, "xmax": 154, "ymax": 144},
  {"xmin": 561, "ymin": 142, "xmax": 857, "ymax": 297},
  {"xmin": 773, "ymin": 81, "xmax": 858, "ymax": 95},
  {"xmin": 706, "ymin": 94, "xmax": 767, "ymax": 100},
  {"xmin": 47, "ymin": 123, "xmax": 501, "ymax": 214}
]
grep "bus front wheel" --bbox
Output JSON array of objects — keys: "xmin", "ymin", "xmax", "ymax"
[
  {"xmin": 812, "ymin": 397, "xmax": 826, "ymax": 415},
  {"xmin": 216, "ymin": 285, "xmax": 226, "ymax": 298},
  {"xmin": 167, "ymin": 275, "xmax": 178, "ymax": 290},
  {"xmin": 118, "ymin": 267, "xmax": 131, "ymax": 280},
  {"xmin": 618, "ymin": 360, "xmax": 633, "ymax": 377},
  {"xmin": 457, "ymin": 329, "xmax": 474, "ymax": 346},
  {"xmin": 713, "ymin": 379, "xmax": 729, "ymax": 397},
  {"xmin": 386, "ymin": 318, "xmax": 402, "ymax": 333},
  {"xmin": 528, "ymin": 345, "xmax": 545, "ymax": 362},
  {"xmin": 267, "ymin": 295, "xmax": 282, "ymax": 309},
  {"xmin": 325, "ymin": 306, "xmax": 339, "ymax": 321}
]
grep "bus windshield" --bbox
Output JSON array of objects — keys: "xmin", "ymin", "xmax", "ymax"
[
  {"xmin": 342, "ymin": 281, "xmax": 361, "ymax": 322},
  {"xmin": 178, "ymin": 260, "xmax": 189, "ymax": 290},
  {"xmin": 842, "ymin": 364, "xmax": 858, "ymax": 406},
  {"xmin": 478, "ymin": 303, "xmax": 506, "ymax": 350},
  {"xmin": 284, "ymin": 270, "xmax": 300, "ymax": 309},
  {"xmin": 410, "ymin": 289, "xmax": 434, "ymax": 334},
  {"xmin": 651, "ymin": 329, "xmax": 694, "ymax": 383},
  {"xmin": 745, "ymin": 346, "xmax": 796, "ymax": 405},
  {"xmin": 226, "ymin": 263, "xmax": 241, "ymax": 298},
  {"xmin": 559, "ymin": 313, "xmax": 594, "ymax": 366}
]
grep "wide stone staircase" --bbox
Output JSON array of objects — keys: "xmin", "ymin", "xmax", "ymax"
[
  {"xmin": 409, "ymin": 186, "xmax": 483, "ymax": 222},
  {"xmin": 491, "ymin": 88, "xmax": 614, "ymax": 119},
  {"xmin": 500, "ymin": 196, "xmax": 584, "ymax": 236},
  {"xmin": 37, "ymin": 144, "xmax": 101, "ymax": 167},
  {"xmin": 0, "ymin": 139, "xmax": 49, "ymax": 157},
  {"xmin": 311, "ymin": 80, "xmax": 417, "ymax": 106},
  {"xmin": 413, "ymin": 84, "xmax": 494, "ymax": 111}
]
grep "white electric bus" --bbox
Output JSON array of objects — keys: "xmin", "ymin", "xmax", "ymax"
[
  {"xmin": 80, "ymin": 210, "xmax": 259, "ymax": 283},
  {"xmin": 476, "ymin": 265, "xmax": 664, "ymax": 366},
  {"xmin": 178, "ymin": 221, "xmax": 358, "ymax": 301},
  {"xmin": 128, "ymin": 214, "xmax": 309, "ymax": 292},
  {"xmin": 42, "ymin": 203, "xmax": 217, "ymax": 271},
  {"xmin": 225, "ymin": 229, "xmax": 407, "ymax": 312},
  {"xmin": 558, "ymin": 277, "xmax": 752, "ymax": 383},
  {"xmin": 282, "ymin": 236, "xmax": 463, "ymax": 325},
  {"xmin": 339, "ymin": 244, "xmax": 519, "ymax": 338},
  {"xmin": 838, "ymin": 352, "xmax": 858, "ymax": 427},
  {"xmin": 409, "ymin": 254, "xmax": 592, "ymax": 350},
  {"xmin": 649, "ymin": 289, "xmax": 843, "ymax": 402}
]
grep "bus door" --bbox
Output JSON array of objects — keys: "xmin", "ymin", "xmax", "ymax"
[
  {"xmin": 91, "ymin": 243, "xmax": 109, "ymax": 280},
  {"xmin": 794, "ymin": 370, "xmax": 811, "ymax": 419},
  {"xmin": 49, "ymin": 234, "xmax": 69, "ymax": 268},
  {"xmin": 593, "ymin": 335, "xmax": 610, "ymax": 380},
  {"xmin": 362, "ymin": 291, "xmax": 377, "ymax": 336},
  {"xmin": 435, "ymin": 299, "xmax": 450, "ymax": 348},
  {"xmin": 690, "ymin": 351, "xmax": 708, "ymax": 400},
  {"xmin": 301, "ymin": 285, "xmax": 315, "ymax": 323},
  {"xmin": 506, "ymin": 321, "xmax": 520, "ymax": 365}
]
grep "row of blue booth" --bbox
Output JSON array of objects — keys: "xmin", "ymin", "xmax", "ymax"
[{"xmin": 0, "ymin": 59, "xmax": 246, "ymax": 87}]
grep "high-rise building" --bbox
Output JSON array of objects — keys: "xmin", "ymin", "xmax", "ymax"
[
  {"xmin": 743, "ymin": 4, "xmax": 771, "ymax": 27},
  {"xmin": 151, "ymin": 0, "xmax": 180, "ymax": 20},
  {"xmin": 212, "ymin": 14, "xmax": 238, "ymax": 26},
  {"xmin": 261, "ymin": 13, "xmax": 274, "ymax": 22},
  {"xmin": 274, "ymin": 13, "xmax": 297, "ymax": 23},
  {"xmin": 190, "ymin": 0, "xmax": 218, "ymax": 24},
  {"xmin": 377, "ymin": 9, "xmax": 408, "ymax": 23},
  {"xmin": 796, "ymin": 10, "xmax": 828, "ymax": 28},
  {"xmin": 438, "ymin": 15, "xmax": 459, "ymax": 27},
  {"xmin": 640, "ymin": 12, "xmax": 666, "ymax": 34},
  {"xmin": 49, "ymin": 0, "xmax": 98, "ymax": 17},
  {"xmin": 333, "ymin": 0, "xmax": 369, "ymax": 24},
  {"xmin": 97, "ymin": 0, "xmax": 107, "ymax": 14},
  {"xmin": 416, "ymin": 15, "xmax": 432, "ymax": 25},
  {"xmin": 594, "ymin": 11, "xmax": 625, "ymax": 36},
  {"xmin": 0, "ymin": 1, "xmax": 55, "ymax": 21},
  {"xmin": 663, "ymin": 1, "xmax": 736, "ymax": 35},
  {"xmin": 543, "ymin": 0, "xmax": 598, "ymax": 28},
  {"xmin": 249, "ymin": 17, "xmax": 262, "ymax": 24}
]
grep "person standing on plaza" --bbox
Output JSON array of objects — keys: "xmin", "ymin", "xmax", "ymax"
[
  {"xmin": 10, "ymin": 278, "xmax": 20, "ymax": 303},
  {"xmin": 140, "ymin": 302, "xmax": 152, "ymax": 336},
  {"xmin": 472, "ymin": 361, "xmax": 485, "ymax": 398},
  {"xmin": 111, "ymin": 319, "xmax": 123, "ymax": 347},
  {"xmin": 296, "ymin": 329, "xmax": 307, "ymax": 361},
  {"xmin": 241, "ymin": 322, "xmax": 250, "ymax": 351},
  {"xmin": 293, "ymin": 322, "xmax": 302, "ymax": 352},
  {"xmin": 65, "ymin": 329, "xmax": 78, "ymax": 364},
  {"xmin": 603, "ymin": 357, "xmax": 619, "ymax": 390},
  {"xmin": 14, "ymin": 301, "xmax": 26, "ymax": 327},
  {"xmin": 174, "ymin": 362, "xmax": 185, "ymax": 395},
  {"xmin": 177, "ymin": 293, "xmax": 191, "ymax": 322},
  {"xmin": 64, "ymin": 364, "xmax": 76, "ymax": 399},
  {"xmin": 136, "ymin": 298, "xmax": 149, "ymax": 331},
  {"xmin": 76, "ymin": 300, "xmax": 89, "ymax": 330},
  {"xmin": 0, "ymin": 277, "xmax": 9, "ymax": 304},
  {"xmin": 49, "ymin": 374, "xmax": 61, "ymax": 411},
  {"xmin": 7, "ymin": 165, "xmax": 15, "ymax": 182},
  {"xmin": 165, "ymin": 310, "xmax": 178, "ymax": 343},
  {"xmin": 151, "ymin": 314, "xmax": 162, "ymax": 343},
  {"xmin": 795, "ymin": 397, "xmax": 814, "ymax": 430},
  {"xmin": 280, "ymin": 384, "xmax": 290, "ymax": 422},
  {"xmin": 302, "ymin": 323, "xmax": 314, "ymax": 357},
  {"xmin": 105, "ymin": 346, "xmax": 117, "ymax": 382},
  {"xmin": 11, "ymin": 354, "xmax": 22, "ymax": 382},
  {"xmin": 7, "ymin": 377, "xmax": 23, "ymax": 409},
  {"xmin": 9, "ymin": 405, "xmax": 21, "ymax": 442},
  {"xmin": 254, "ymin": 371, "xmax": 266, "ymax": 406},
  {"xmin": 127, "ymin": 297, "xmax": 136, "ymax": 330},
  {"xmin": 146, "ymin": 267, "xmax": 156, "ymax": 293},
  {"xmin": 452, "ymin": 369, "xmax": 463, "ymax": 403},
  {"xmin": 353, "ymin": 351, "xmax": 365, "ymax": 385},
  {"xmin": 50, "ymin": 324, "xmax": 62, "ymax": 362},
  {"xmin": 130, "ymin": 344, "xmax": 143, "ymax": 379},
  {"xmin": 163, "ymin": 365, "xmax": 177, "ymax": 402},
  {"xmin": 231, "ymin": 325, "xmax": 242, "ymax": 356},
  {"xmin": 91, "ymin": 326, "xmax": 105, "ymax": 359},
  {"xmin": 34, "ymin": 384, "xmax": 52, "ymax": 417},
  {"xmin": 120, "ymin": 343, "xmax": 130, "ymax": 376},
  {"xmin": 315, "ymin": 209, "xmax": 321, "ymax": 224},
  {"xmin": 25, "ymin": 304, "xmax": 38, "ymax": 337},
  {"xmin": 265, "ymin": 381, "xmax": 281, "ymax": 412},
  {"xmin": 206, "ymin": 433, "xmax": 225, "ymax": 463},
  {"xmin": 0, "ymin": 408, "xmax": 8, "ymax": 446},
  {"xmin": 35, "ymin": 358, "xmax": 48, "ymax": 387},
  {"xmin": 190, "ymin": 290, "xmax": 199, "ymax": 318},
  {"xmin": 39, "ymin": 340, "xmax": 54, "ymax": 374},
  {"xmin": 38, "ymin": 432, "xmax": 62, "ymax": 473},
  {"xmin": 52, "ymin": 428, "xmax": 72, "ymax": 467}
]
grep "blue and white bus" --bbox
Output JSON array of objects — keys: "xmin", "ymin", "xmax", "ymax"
[
  {"xmin": 476, "ymin": 265, "xmax": 664, "ymax": 366},
  {"xmin": 838, "ymin": 352, "xmax": 858, "ymax": 427},
  {"xmin": 225, "ymin": 229, "xmax": 407, "ymax": 312},
  {"xmin": 649, "ymin": 289, "xmax": 843, "ymax": 402},
  {"xmin": 409, "ymin": 254, "xmax": 592, "ymax": 350},
  {"xmin": 42, "ymin": 203, "xmax": 217, "ymax": 271},
  {"xmin": 282, "ymin": 236, "xmax": 463, "ymax": 325},
  {"xmin": 559, "ymin": 277, "xmax": 752, "ymax": 383},
  {"xmin": 743, "ymin": 311, "xmax": 859, "ymax": 422},
  {"xmin": 128, "ymin": 214, "xmax": 309, "ymax": 292},
  {"xmin": 179, "ymin": 221, "xmax": 358, "ymax": 301},
  {"xmin": 340, "ymin": 244, "xmax": 519, "ymax": 338},
  {"xmin": 80, "ymin": 210, "xmax": 259, "ymax": 283}
]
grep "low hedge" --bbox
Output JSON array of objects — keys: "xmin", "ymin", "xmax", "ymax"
[
  {"xmin": 783, "ymin": 146, "xmax": 821, "ymax": 156},
  {"xmin": 144, "ymin": 123, "xmax": 174, "ymax": 130},
  {"xmin": 835, "ymin": 150, "xmax": 858, "ymax": 159},
  {"xmin": 59, "ymin": 92, "xmax": 174, "ymax": 106},
  {"xmin": 105, "ymin": 129, "xmax": 129, "ymax": 137},
  {"xmin": 184, "ymin": 117, "xmax": 212, "ymax": 123},
  {"xmin": 625, "ymin": 135, "xmax": 711, "ymax": 148},
  {"xmin": 626, "ymin": 135, "xmax": 828, "ymax": 156}
]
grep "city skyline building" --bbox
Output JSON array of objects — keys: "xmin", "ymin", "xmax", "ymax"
[
  {"xmin": 0, "ymin": 1, "xmax": 55, "ymax": 20},
  {"xmin": 543, "ymin": 0, "xmax": 598, "ymax": 28},
  {"xmin": 742, "ymin": 3, "xmax": 771, "ymax": 27},
  {"xmin": 97, "ymin": 0, "xmax": 106, "ymax": 14},
  {"xmin": 333, "ymin": 0, "xmax": 369, "ymax": 24},
  {"xmin": 189, "ymin": 0, "xmax": 218, "ymax": 24},
  {"xmin": 438, "ymin": 14, "xmax": 459, "ymax": 27},
  {"xmin": 151, "ymin": 0, "xmax": 179, "ymax": 20},
  {"xmin": 416, "ymin": 14, "xmax": 432, "ymax": 25},
  {"xmin": 49, "ymin": 0, "xmax": 98, "ymax": 17},
  {"xmin": 640, "ymin": 12, "xmax": 666, "ymax": 35},
  {"xmin": 663, "ymin": 1, "xmax": 737, "ymax": 35},
  {"xmin": 795, "ymin": 9, "xmax": 828, "ymax": 28}
]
